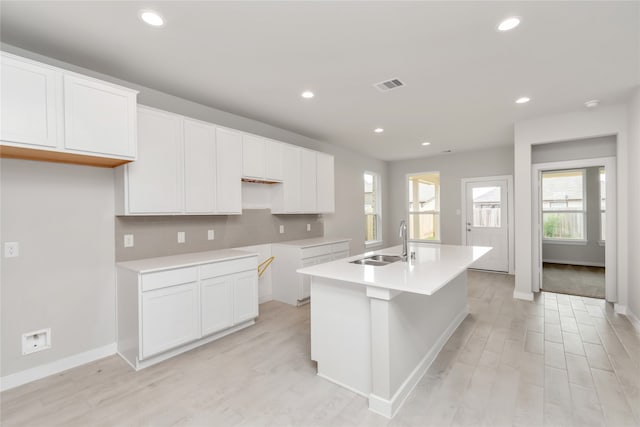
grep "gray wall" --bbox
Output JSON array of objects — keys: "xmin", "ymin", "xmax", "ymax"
[
  {"xmin": 0, "ymin": 44, "xmax": 389, "ymax": 377},
  {"xmin": 1, "ymin": 159, "xmax": 116, "ymax": 377},
  {"xmin": 541, "ymin": 167, "xmax": 605, "ymax": 266},
  {"xmin": 116, "ymin": 210, "xmax": 322, "ymax": 262},
  {"xmin": 388, "ymin": 146, "xmax": 514, "ymax": 247},
  {"xmin": 531, "ymin": 135, "xmax": 616, "ymax": 163},
  {"xmin": 628, "ymin": 87, "xmax": 640, "ymax": 321}
]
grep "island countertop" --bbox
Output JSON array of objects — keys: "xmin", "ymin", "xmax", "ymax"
[{"xmin": 297, "ymin": 243, "xmax": 491, "ymax": 296}]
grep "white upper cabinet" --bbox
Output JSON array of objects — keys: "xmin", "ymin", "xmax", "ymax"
[
  {"xmin": 124, "ymin": 107, "xmax": 183, "ymax": 214},
  {"xmin": 272, "ymin": 144, "xmax": 302, "ymax": 213},
  {"xmin": 242, "ymin": 135, "xmax": 283, "ymax": 182},
  {"xmin": 116, "ymin": 107, "xmax": 243, "ymax": 216},
  {"xmin": 63, "ymin": 74, "xmax": 136, "ymax": 158},
  {"xmin": 0, "ymin": 51, "xmax": 138, "ymax": 166},
  {"xmin": 215, "ymin": 127, "xmax": 243, "ymax": 214},
  {"xmin": 184, "ymin": 119, "xmax": 216, "ymax": 214},
  {"xmin": 0, "ymin": 53, "xmax": 59, "ymax": 148},
  {"xmin": 242, "ymin": 134, "xmax": 266, "ymax": 179},
  {"xmin": 264, "ymin": 140, "xmax": 283, "ymax": 181},
  {"xmin": 300, "ymin": 149, "xmax": 317, "ymax": 212},
  {"xmin": 316, "ymin": 152, "xmax": 335, "ymax": 213}
]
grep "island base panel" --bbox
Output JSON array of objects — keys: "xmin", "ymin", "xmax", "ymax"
[{"xmin": 310, "ymin": 271, "xmax": 469, "ymax": 418}]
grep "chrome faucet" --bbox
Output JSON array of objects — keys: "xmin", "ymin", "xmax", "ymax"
[{"xmin": 399, "ymin": 220, "xmax": 408, "ymax": 261}]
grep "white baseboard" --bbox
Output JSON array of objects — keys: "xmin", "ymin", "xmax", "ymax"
[
  {"xmin": 258, "ymin": 294, "xmax": 272, "ymax": 304},
  {"xmin": 614, "ymin": 304, "xmax": 628, "ymax": 315},
  {"xmin": 542, "ymin": 259, "xmax": 605, "ymax": 268},
  {"xmin": 368, "ymin": 307, "xmax": 469, "ymax": 419},
  {"xmin": 626, "ymin": 309, "xmax": 640, "ymax": 333},
  {"xmin": 513, "ymin": 290, "xmax": 534, "ymax": 301},
  {"xmin": 0, "ymin": 343, "xmax": 116, "ymax": 392}
]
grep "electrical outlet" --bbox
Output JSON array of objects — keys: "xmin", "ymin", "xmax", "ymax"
[
  {"xmin": 279, "ymin": 225, "xmax": 284, "ymax": 234},
  {"xmin": 22, "ymin": 328, "xmax": 51, "ymax": 355},
  {"xmin": 177, "ymin": 231, "xmax": 186, "ymax": 243},
  {"xmin": 124, "ymin": 234, "xmax": 134, "ymax": 248},
  {"xmin": 306, "ymin": 224, "xmax": 311, "ymax": 232},
  {"xmin": 207, "ymin": 229, "xmax": 215, "ymax": 240},
  {"xmin": 4, "ymin": 242, "xmax": 19, "ymax": 258}
]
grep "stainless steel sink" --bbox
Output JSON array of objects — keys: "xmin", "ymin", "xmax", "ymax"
[{"xmin": 349, "ymin": 254, "xmax": 403, "ymax": 266}]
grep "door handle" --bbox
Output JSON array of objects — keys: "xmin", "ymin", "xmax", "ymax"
[
  {"xmin": 467, "ymin": 228, "xmax": 471, "ymax": 232},
  {"xmin": 466, "ymin": 222, "xmax": 471, "ymax": 226}
]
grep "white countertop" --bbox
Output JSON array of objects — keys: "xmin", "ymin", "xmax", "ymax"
[
  {"xmin": 297, "ymin": 244, "xmax": 491, "ymax": 296},
  {"xmin": 117, "ymin": 249, "xmax": 258, "ymax": 273},
  {"xmin": 273, "ymin": 237, "xmax": 351, "ymax": 248}
]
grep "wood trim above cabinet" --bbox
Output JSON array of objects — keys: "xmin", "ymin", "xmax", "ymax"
[{"xmin": 0, "ymin": 145, "xmax": 132, "ymax": 168}]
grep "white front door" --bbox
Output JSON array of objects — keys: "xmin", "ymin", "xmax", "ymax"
[{"xmin": 464, "ymin": 179, "xmax": 509, "ymax": 272}]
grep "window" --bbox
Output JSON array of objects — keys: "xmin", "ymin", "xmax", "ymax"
[
  {"xmin": 408, "ymin": 172, "xmax": 440, "ymax": 241},
  {"xmin": 471, "ymin": 186, "xmax": 501, "ymax": 228},
  {"xmin": 364, "ymin": 172, "xmax": 382, "ymax": 245},
  {"xmin": 542, "ymin": 169, "xmax": 586, "ymax": 241},
  {"xmin": 600, "ymin": 167, "xmax": 606, "ymax": 242}
]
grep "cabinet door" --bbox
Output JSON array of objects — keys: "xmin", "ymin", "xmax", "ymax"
[
  {"xmin": 280, "ymin": 144, "xmax": 302, "ymax": 212},
  {"xmin": 300, "ymin": 254, "xmax": 331, "ymax": 301},
  {"xmin": 201, "ymin": 276, "xmax": 234, "ymax": 336},
  {"xmin": 316, "ymin": 152, "xmax": 335, "ymax": 213},
  {"xmin": 265, "ymin": 140, "xmax": 283, "ymax": 181},
  {"xmin": 184, "ymin": 119, "xmax": 216, "ymax": 213},
  {"xmin": 141, "ymin": 282, "xmax": 199, "ymax": 359},
  {"xmin": 63, "ymin": 74, "xmax": 136, "ymax": 158},
  {"xmin": 128, "ymin": 107, "xmax": 183, "ymax": 213},
  {"xmin": 0, "ymin": 54, "xmax": 59, "ymax": 148},
  {"xmin": 233, "ymin": 271, "xmax": 258, "ymax": 324},
  {"xmin": 300, "ymin": 150, "xmax": 317, "ymax": 212},
  {"xmin": 215, "ymin": 128, "xmax": 242, "ymax": 214},
  {"xmin": 242, "ymin": 134, "xmax": 265, "ymax": 179}
]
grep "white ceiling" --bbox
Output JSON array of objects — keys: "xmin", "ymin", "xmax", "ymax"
[{"xmin": 1, "ymin": 1, "xmax": 638, "ymax": 161}]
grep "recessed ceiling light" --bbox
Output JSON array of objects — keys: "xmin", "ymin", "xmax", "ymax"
[
  {"xmin": 374, "ymin": 128, "xmax": 384, "ymax": 133},
  {"xmin": 301, "ymin": 91, "xmax": 314, "ymax": 99},
  {"xmin": 139, "ymin": 10, "xmax": 165, "ymax": 27},
  {"xmin": 585, "ymin": 99, "xmax": 600, "ymax": 108},
  {"xmin": 421, "ymin": 142, "xmax": 431, "ymax": 146},
  {"xmin": 497, "ymin": 17, "xmax": 521, "ymax": 32},
  {"xmin": 515, "ymin": 97, "xmax": 530, "ymax": 104}
]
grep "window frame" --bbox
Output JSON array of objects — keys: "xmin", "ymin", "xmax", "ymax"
[
  {"xmin": 541, "ymin": 168, "xmax": 587, "ymax": 243},
  {"xmin": 364, "ymin": 171, "xmax": 383, "ymax": 248},
  {"xmin": 406, "ymin": 171, "xmax": 441, "ymax": 243}
]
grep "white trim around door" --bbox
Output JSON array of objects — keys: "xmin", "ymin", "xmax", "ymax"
[
  {"xmin": 461, "ymin": 175, "xmax": 514, "ymax": 274},
  {"xmin": 531, "ymin": 157, "xmax": 617, "ymax": 302}
]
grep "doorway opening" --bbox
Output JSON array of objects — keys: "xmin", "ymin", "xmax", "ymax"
[{"xmin": 532, "ymin": 157, "xmax": 616, "ymax": 301}]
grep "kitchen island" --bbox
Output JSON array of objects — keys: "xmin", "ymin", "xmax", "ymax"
[{"xmin": 297, "ymin": 243, "xmax": 491, "ymax": 418}]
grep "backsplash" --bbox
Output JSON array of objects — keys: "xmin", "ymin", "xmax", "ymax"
[{"xmin": 115, "ymin": 209, "xmax": 323, "ymax": 261}]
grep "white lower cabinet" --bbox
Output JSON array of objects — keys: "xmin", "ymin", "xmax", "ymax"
[
  {"xmin": 141, "ymin": 282, "xmax": 199, "ymax": 359},
  {"xmin": 272, "ymin": 239, "xmax": 350, "ymax": 306},
  {"xmin": 117, "ymin": 252, "xmax": 258, "ymax": 370}
]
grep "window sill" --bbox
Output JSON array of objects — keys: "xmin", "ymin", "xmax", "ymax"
[
  {"xmin": 365, "ymin": 240, "xmax": 384, "ymax": 249},
  {"xmin": 409, "ymin": 239, "xmax": 441, "ymax": 244},
  {"xmin": 542, "ymin": 239, "xmax": 588, "ymax": 246}
]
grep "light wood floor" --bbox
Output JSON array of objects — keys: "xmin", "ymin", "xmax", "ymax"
[{"xmin": 2, "ymin": 271, "xmax": 639, "ymax": 426}]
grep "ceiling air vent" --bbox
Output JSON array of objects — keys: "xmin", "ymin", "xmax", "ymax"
[{"xmin": 373, "ymin": 78, "xmax": 405, "ymax": 92}]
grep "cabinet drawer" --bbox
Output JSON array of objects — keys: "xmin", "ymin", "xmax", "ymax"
[
  {"xmin": 300, "ymin": 244, "xmax": 332, "ymax": 259},
  {"xmin": 141, "ymin": 267, "xmax": 198, "ymax": 292},
  {"xmin": 200, "ymin": 256, "xmax": 257, "ymax": 280},
  {"xmin": 332, "ymin": 250, "xmax": 350, "ymax": 261},
  {"xmin": 331, "ymin": 242, "xmax": 350, "ymax": 254}
]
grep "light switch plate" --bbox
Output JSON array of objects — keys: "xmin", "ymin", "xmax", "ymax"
[
  {"xmin": 22, "ymin": 328, "xmax": 51, "ymax": 355},
  {"xmin": 177, "ymin": 232, "xmax": 186, "ymax": 243},
  {"xmin": 124, "ymin": 234, "xmax": 134, "ymax": 248},
  {"xmin": 279, "ymin": 225, "xmax": 284, "ymax": 234},
  {"xmin": 4, "ymin": 242, "xmax": 19, "ymax": 258},
  {"xmin": 307, "ymin": 224, "xmax": 311, "ymax": 232},
  {"xmin": 207, "ymin": 230, "xmax": 215, "ymax": 240}
]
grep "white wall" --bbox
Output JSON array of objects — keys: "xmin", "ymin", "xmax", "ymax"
[
  {"xmin": 628, "ymin": 87, "xmax": 640, "ymax": 325},
  {"xmin": 514, "ymin": 105, "xmax": 629, "ymax": 305},
  {"xmin": 1, "ymin": 160, "xmax": 116, "ymax": 377},
  {"xmin": 387, "ymin": 146, "xmax": 514, "ymax": 247},
  {"xmin": 0, "ymin": 44, "xmax": 389, "ymax": 381}
]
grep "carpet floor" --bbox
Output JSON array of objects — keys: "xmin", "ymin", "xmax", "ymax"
[{"xmin": 542, "ymin": 263, "xmax": 605, "ymax": 299}]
